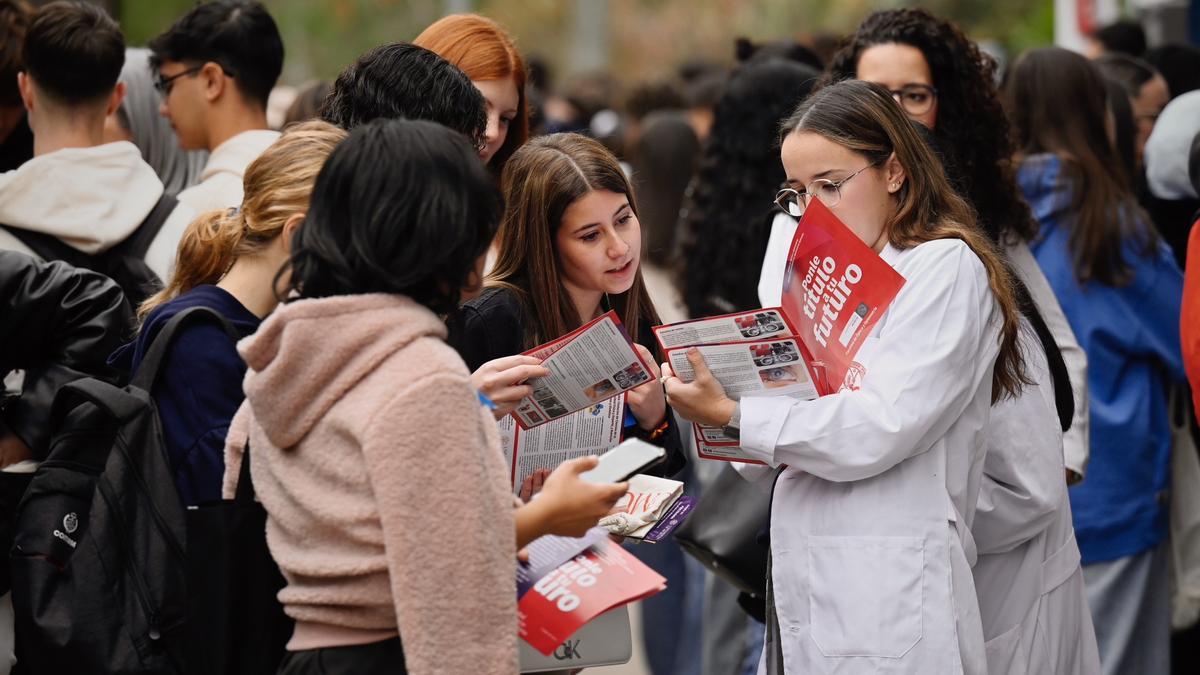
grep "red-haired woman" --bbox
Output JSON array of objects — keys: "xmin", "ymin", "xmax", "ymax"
[{"xmin": 414, "ymin": 13, "xmax": 528, "ymax": 177}]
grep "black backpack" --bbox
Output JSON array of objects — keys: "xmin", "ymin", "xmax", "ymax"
[
  {"xmin": 9, "ymin": 307, "xmax": 237, "ymax": 675},
  {"xmin": 1, "ymin": 192, "xmax": 178, "ymax": 309}
]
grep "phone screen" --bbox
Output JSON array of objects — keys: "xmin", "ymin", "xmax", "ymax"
[{"xmin": 580, "ymin": 439, "xmax": 666, "ymax": 484}]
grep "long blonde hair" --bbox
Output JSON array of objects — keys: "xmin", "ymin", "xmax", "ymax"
[{"xmin": 139, "ymin": 120, "xmax": 347, "ymax": 321}]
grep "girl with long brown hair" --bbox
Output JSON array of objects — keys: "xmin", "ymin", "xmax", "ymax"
[
  {"xmin": 413, "ymin": 13, "xmax": 528, "ymax": 176},
  {"xmin": 110, "ymin": 120, "xmax": 346, "ymax": 506},
  {"xmin": 663, "ymin": 80, "xmax": 1025, "ymax": 674},
  {"xmin": 452, "ymin": 132, "xmax": 685, "ymax": 477},
  {"xmin": 1005, "ymin": 47, "xmax": 1185, "ymax": 675}
]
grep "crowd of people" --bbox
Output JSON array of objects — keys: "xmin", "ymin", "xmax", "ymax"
[{"xmin": 0, "ymin": 1, "xmax": 1198, "ymax": 674}]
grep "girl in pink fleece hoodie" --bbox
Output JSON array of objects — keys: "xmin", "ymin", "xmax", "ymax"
[{"xmin": 223, "ymin": 119, "xmax": 627, "ymax": 674}]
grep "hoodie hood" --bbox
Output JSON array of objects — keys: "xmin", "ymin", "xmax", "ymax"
[
  {"xmin": 0, "ymin": 141, "xmax": 164, "ymax": 254},
  {"xmin": 239, "ymin": 293, "xmax": 449, "ymax": 449},
  {"xmin": 1145, "ymin": 90, "xmax": 1200, "ymax": 201},
  {"xmin": 1017, "ymin": 153, "xmax": 1074, "ymax": 232}
]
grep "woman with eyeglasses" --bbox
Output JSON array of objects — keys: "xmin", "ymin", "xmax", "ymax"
[
  {"xmin": 816, "ymin": 12, "xmax": 1103, "ymax": 675},
  {"xmin": 821, "ymin": 8, "xmax": 1091, "ymax": 479},
  {"xmin": 663, "ymin": 79, "xmax": 1027, "ymax": 674}
]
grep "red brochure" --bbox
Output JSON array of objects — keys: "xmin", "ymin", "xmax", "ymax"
[
  {"xmin": 781, "ymin": 198, "xmax": 906, "ymax": 394},
  {"xmin": 518, "ymin": 535, "xmax": 665, "ymax": 655}
]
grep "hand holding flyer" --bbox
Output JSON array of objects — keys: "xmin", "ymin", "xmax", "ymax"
[
  {"xmin": 512, "ymin": 310, "xmax": 654, "ymax": 429},
  {"xmin": 782, "ymin": 198, "xmax": 905, "ymax": 394}
]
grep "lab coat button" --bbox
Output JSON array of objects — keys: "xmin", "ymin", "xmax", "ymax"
[{"xmin": 789, "ymin": 625, "xmax": 801, "ymax": 634}]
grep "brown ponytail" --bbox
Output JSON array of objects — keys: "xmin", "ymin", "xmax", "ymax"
[{"xmin": 138, "ymin": 120, "xmax": 348, "ymax": 322}]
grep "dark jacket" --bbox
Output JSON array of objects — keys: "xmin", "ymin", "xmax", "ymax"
[
  {"xmin": 109, "ymin": 285, "xmax": 260, "ymax": 506},
  {"xmin": 450, "ymin": 286, "xmax": 687, "ymax": 477},
  {"xmin": 1, "ymin": 250, "xmax": 133, "ymax": 458}
]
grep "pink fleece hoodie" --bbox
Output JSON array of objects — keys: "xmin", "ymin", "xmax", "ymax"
[{"xmin": 222, "ymin": 293, "xmax": 517, "ymax": 674}]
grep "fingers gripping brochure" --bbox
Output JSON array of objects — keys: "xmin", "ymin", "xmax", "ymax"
[
  {"xmin": 665, "ymin": 336, "xmax": 820, "ymax": 463},
  {"xmin": 512, "ymin": 310, "xmax": 654, "ymax": 429},
  {"xmin": 517, "ymin": 529, "xmax": 666, "ymax": 656}
]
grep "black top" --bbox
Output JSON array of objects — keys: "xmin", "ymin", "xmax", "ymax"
[{"xmin": 449, "ymin": 286, "xmax": 687, "ymax": 477}]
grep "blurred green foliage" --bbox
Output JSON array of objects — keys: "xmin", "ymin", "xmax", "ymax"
[{"xmin": 118, "ymin": 0, "xmax": 1055, "ymax": 85}]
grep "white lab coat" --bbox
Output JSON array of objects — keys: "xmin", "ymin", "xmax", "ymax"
[
  {"xmin": 739, "ymin": 239, "xmax": 999, "ymax": 674},
  {"xmin": 1003, "ymin": 237, "xmax": 1090, "ymax": 478},
  {"xmin": 972, "ymin": 322, "xmax": 1101, "ymax": 674},
  {"xmin": 760, "ymin": 220, "xmax": 1091, "ymax": 480}
]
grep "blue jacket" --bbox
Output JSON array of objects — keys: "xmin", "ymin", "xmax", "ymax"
[
  {"xmin": 110, "ymin": 285, "xmax": 260, "ymax": 506},
  {"xmin": 1020, "ymin": 153, "xmax": 1185, "ymax": 564}
]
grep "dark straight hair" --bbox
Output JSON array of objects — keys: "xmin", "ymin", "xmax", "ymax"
[
  {"xmin": 148, "ymin": 0, "xmax": 283, "ymax": 109},
  {"xmin": 283, "ymin": 119, "xmax": 501, "ymax": 314},
  {"xmin": 1003, "ymin": 47, "xmax": 1156, "ymax": 286},
  {"xmin": 22, "ymin": 1, "xmax": 124, "ymax": 104}
]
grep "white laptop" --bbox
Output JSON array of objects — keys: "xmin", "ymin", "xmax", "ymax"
[{"xmin": 519, "ymin": 606, "xmax": 632, "ymax": 672}]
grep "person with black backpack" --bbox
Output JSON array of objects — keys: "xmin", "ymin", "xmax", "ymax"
[
  {"xmin": 109, "ymin": 120, "xmax": 345, "ymax": 508},
  {"xmin": 0, "ymin": 1, "xmax": 195, "ymax": 309},
  {"xmin": 0, "ymin": 249, "xmax": 133, "ymax": 675}
]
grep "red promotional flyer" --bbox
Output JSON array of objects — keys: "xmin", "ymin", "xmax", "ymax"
[
  {"xmin": 518, "ymin": 535, "xmax": 666, "ymax": 656},
  {"xmin": 781, "ymin": 198, "xmax": 906, "ymax": 395}
]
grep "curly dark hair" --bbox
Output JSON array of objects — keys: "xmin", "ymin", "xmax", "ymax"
[
  {"xmin": 680, "ymin": 58, "xmax": 820, "ymax": 317},
  {"xmin": 826, "ymin": 8, "xmax": 1036, "ymax": 244}
]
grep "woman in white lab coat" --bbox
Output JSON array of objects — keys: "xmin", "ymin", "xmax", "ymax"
[
  {"xmin": 662, "ymin": 79, "xmax": 1027, "ymax": 675},
  {"xmin": 972, "ymin": 319, "xmax": 1100, "ymax": 674}
]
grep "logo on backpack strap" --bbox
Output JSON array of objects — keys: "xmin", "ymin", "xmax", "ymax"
[{"xmin": 53, "ymin": 512, "xmax": 79, "ymax": 549}]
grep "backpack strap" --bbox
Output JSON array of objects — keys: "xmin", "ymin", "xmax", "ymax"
[
  {"xmin": 0, "ymin": 224, "xmax": 91, "ymax": 268},
  {"xmin": 106, "ymin": 191, "xmax": 179, "ymax": 262},
  {"xmin": 50, "ymin": 377, "xmax": 146, "ymax": 426},
  {"xmin": 130, "ymin": 306, "xmax": 242, "ymax": 392}
]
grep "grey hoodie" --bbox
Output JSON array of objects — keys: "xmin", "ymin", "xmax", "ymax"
[{"xmin": 0, "ymin": 141, "xmax": 195, "ymax": 280}]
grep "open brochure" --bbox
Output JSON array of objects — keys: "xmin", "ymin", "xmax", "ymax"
[
  {"xmin": 498, "ymin": 396, "xmax": 625, "ymax": 493},
  {"xmin": 512, "ymin": 310, "xmax": 653, "ymax": 429},
  {"xmin": 663, "ymin": 332, "xmax": 820, "ymax": 463},
  {"xmin": 598, "ymin": 474, "xmax": 694, "ymax": 542},
  {"xmin": 653, "ymin": 200, "xmax": 906, "ymax": 462},
  {"xmin": 517, "ymin": 529, "xmax": 666, "ymax": 656}
]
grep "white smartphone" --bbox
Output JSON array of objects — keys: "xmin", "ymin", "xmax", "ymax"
[{"xmin": 579, "ymin": 439, "xmax": 667, "ymax": 484}]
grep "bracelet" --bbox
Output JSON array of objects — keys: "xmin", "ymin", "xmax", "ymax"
[{"xmin": 643, "ymin": 418, "xmax": 670, "ymax": 442}]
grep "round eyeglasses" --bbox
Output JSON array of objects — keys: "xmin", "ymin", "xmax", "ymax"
[
  {"xmin": 887, "ymin": 84, "xmax": 938, "ymax": 116},
  {"xmin": 774, "ymin": 163, "xmax": 875, "ymax": 218}
]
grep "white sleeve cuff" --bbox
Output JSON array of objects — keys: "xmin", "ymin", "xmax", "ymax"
[{"xmin": 739, "ymin": 395, "xmax": 800, "ymax": 465}]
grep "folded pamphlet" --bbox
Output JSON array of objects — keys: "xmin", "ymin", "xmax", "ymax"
[
  {"xmin": 512, "ymin": 311, "xmax": 653, "ymax": 429},
  {"xmin": 517, "ymin": 530, "xmax": 666, "ymax": 656},
  {"xmin": 599, "ymin": 474, "xmax": 688, "ymax": 541}
]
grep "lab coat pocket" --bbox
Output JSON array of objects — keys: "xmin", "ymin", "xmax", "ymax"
[{"xmin": 808, "ymin": 535, "xmax": 924, "ymax": 658}]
